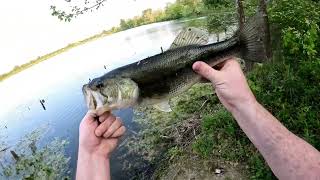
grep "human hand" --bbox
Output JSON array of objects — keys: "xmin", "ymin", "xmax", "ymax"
[
  {"xmin": 192, "ymin": 59, "xmax": 256, "ymax": 113},
  {"xmin": 78, "ymin": 111, "xmax": 126, "ymax": 158}
]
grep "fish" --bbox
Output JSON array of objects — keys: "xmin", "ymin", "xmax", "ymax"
[{"xmin": 82, "ymin": 12, "xmax": 269, "ymax": 115}]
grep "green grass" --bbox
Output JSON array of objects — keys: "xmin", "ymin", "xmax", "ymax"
[
  {"xmin": 191, "ymin": 59, "xmax": 320, "ymax": 179},
  {"xmin": 191, "ymin": 106, "xmax": 275, "ymax": 179},
  {"xmin": 127, "ymin": 56, "xmax": 320, "ymax": 179}
]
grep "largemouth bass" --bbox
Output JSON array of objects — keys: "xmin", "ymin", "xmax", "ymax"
[{"xmin": 83, "ymin": 12, "xmax": 269, "ymax": 115}]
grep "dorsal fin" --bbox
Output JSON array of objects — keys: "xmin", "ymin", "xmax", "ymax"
[{"xmin": 169, "ymin": 27, "xmax": 209, "ymax": 49}]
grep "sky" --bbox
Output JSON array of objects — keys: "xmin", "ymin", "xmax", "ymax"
[{"xmin": 0, "ymin": 0, "xmax": 175, "ymax": 74}]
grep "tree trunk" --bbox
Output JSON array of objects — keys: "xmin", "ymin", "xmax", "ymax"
[
  {"xmin": 236, "ymin": 0, "xmax": 254, "ymax": 71},
  {"xmin": 259, "ymin": 0, "xmax": 272, "ymax": 60},
  {"xmin": 236, "ymin": 0, "xmax": 245, "ymax": 31}
]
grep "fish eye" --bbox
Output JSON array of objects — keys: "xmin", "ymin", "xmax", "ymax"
[{"xmin": 96, "ymin": 82, "xmax": 104, "ymax": 88}]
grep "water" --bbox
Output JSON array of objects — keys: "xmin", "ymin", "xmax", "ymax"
[{"xmin": 0, "ymin": 20, "xmax": 191, "ymax": 179}]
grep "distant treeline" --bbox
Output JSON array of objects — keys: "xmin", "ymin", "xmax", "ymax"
[{"xmin": 114, "ymin": 0, "xmax": 205, "ymax": 31}]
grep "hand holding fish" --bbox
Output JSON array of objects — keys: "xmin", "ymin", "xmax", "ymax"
[
  {"xmin": 192, "ymin": 59, "xmax": 256, "ymax": 113},
  {"xmin": 77, "ymin": 112, "xmax": 126, "ymax": 180},
  {"xmin": 78, "ymin": 111, "xmax": 126, "ymax": 158}
]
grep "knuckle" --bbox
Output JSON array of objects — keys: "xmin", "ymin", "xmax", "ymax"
[
  {"xmin": 103, "ymin": 130, "xmax": 111, "ymax": 138},
  {"xmin": 95, "ymin": 129, "xmax": 102, "ymax": 136}
]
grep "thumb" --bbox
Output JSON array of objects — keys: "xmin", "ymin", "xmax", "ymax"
[{"xmin": 193, "ymin": 61, "xmax": 221, "ymax": 83}]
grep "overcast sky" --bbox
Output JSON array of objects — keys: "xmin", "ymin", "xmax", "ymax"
[{"xmin": 0, "ymin": 0, "xmax": 175, "ymax": 74}]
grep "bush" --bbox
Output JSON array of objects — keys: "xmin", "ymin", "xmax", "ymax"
[
  {"xmin": 248, "ymin": 59, "xmax": 320, "ymax": 149},
  {"xmin": 269, "ymin": 0, "xmax": 320, "ymax": 60}
]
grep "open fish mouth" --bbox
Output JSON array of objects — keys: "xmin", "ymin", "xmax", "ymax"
[
  {"xmin": 82, "ymin": 84, "xmax": 110, "ymax": 115},
  {"xmin": 82, "ymin": 84, "xmax": 96, "ymax": 110}
]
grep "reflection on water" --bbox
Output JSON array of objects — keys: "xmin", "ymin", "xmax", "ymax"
[{"xmin": 0, "ymin": 20, "xmax": 189, "ymax": 179}]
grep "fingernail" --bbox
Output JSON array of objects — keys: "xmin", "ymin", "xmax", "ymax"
[{"xmin": 193, "ymin": 61, "xmax": 201, "ymax": 71}]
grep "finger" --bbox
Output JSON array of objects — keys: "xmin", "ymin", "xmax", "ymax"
[
  {"xmin": 81, "ymin": 111, "xmax": 97, "ymax": 123},
  {"xmin": 103, "ymin": 117, "xmax": 123, "ymax": 138},
  {"xmin": 110, "ymin": 126, "xmax": 126, "ymax": 138},
  {"xmin": 193, "ymin": 61, "xmax": 221, "ymax": 83},
  {"xmin": 99, "ymin": 111, "xmax": 111, "ymax": 123},
  {"xmin": 94, "ymin": 115, "xmax": 116, "ymax": 137}
]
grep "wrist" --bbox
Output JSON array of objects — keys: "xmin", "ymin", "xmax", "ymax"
[
  {"xmin": 231, "ymin": 97, "xmax": 258, "ymax": 116},
  {"xmin": 78, "ymin": 146, "xmax": 110, "ymax": 160},
  {"xmin": 77, "ymin": 148, "xmax": 111, "ymax": 180}
]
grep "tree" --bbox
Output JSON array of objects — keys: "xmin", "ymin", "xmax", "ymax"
[
  {"xmin": 258, "ymin": 0, "xmax": 272, "ymax": 59},
  {"xmin": 50, "ymin": 0, "xmax": 108, "ymax": 21},
  {"xmin": 236, "ymin": 0, "xmax": 245, "ymax": 31}
]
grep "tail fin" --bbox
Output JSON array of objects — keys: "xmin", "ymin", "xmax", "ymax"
[{"xmin": 239, "ymin": 12, "xmax": 270, "ymax": 62}]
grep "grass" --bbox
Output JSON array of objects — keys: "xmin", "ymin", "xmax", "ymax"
[{"xmin": 125, "ymin": 56, "xmax": 320, "ymax": 179}]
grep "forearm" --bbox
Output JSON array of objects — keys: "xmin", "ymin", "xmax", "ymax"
[
  {"xmin": 76, "ymin": 148, "xmax": 111, "ymax": 180},
  {"xmin": 232, "ymin": 101, "xmax": 320, "ymax": 180}
]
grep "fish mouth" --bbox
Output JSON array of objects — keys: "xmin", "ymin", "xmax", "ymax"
[
  {"xmin": 82, "ymin": 84, "xmax": 96, "ymax": 110},
  {"xmin": 82, "ymin": 84, "xmax": 109, "ymax": 115}
]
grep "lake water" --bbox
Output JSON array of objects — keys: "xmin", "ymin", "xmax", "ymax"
[
  {"xmin": 0, "ymin": 19, "xmax": 231, "ymax": 179},
  {"xmin": 0, "ymin": 20, "xmax": 194, "ymax": 179}
]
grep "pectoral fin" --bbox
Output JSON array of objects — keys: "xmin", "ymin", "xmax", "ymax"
[
  {"xmin": 153, "ymin": 100, "xmax": 172, "ymax": 112},
  {"xmin": 169, "ymin": 27, "xmax": 209, "ymax": 49}
]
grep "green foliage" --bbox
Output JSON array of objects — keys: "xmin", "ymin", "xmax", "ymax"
[
  {"xmin": 50, "ymin": 0, "xmax": 106, "ymax": 21},
  {"xmin": 173, "ymin": 84, "xmax": 219, "ymax": 115},
  {"xmin": 167, "ymin": 146, "xmax": 183, "ymax": 160},
  {"xmin": 248, "ymin": 153, "xmax": 274, "ymax": 180},
  {"xmin": 203, "ymin": 0, "xmax": 237, "ymax": 33},
  {"xmin": 203, "ymin": 0, "xmax": 259, "ymax": 33},
  {"xmin": 192, "ymin": 108, "xmax": 248, "ymax": 161},
  {"xmin": 3, "ymin": 139, "xmax": 70, "ymax": 179},
  {"xmin": 192, "ymin": 134, "xmax": 214, "ymax": 157},
  {"xmin": 282, "ymin": 22, "xmax": 319, "ymax": 58},
  {"xmin": 118, "ymin": 0, "xmax": 205, "ymax": 31},
  {"xmin": 1, "ymin": 127, "xmax": 70, "ymax": 179},
  {"xmin": 269, "ymin": 0, "xmax": 320, "ymax": 60},
  {"xmin": 248, "ymin": 59, "xmax": 320, "ymax": 149},
  {"xmin": 203, "ymin": 0, "xmax": 234, "ymax": 9},
  {"xmin": 164, "ymin": 0, "xmax": 204, "ymax": 20}
]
